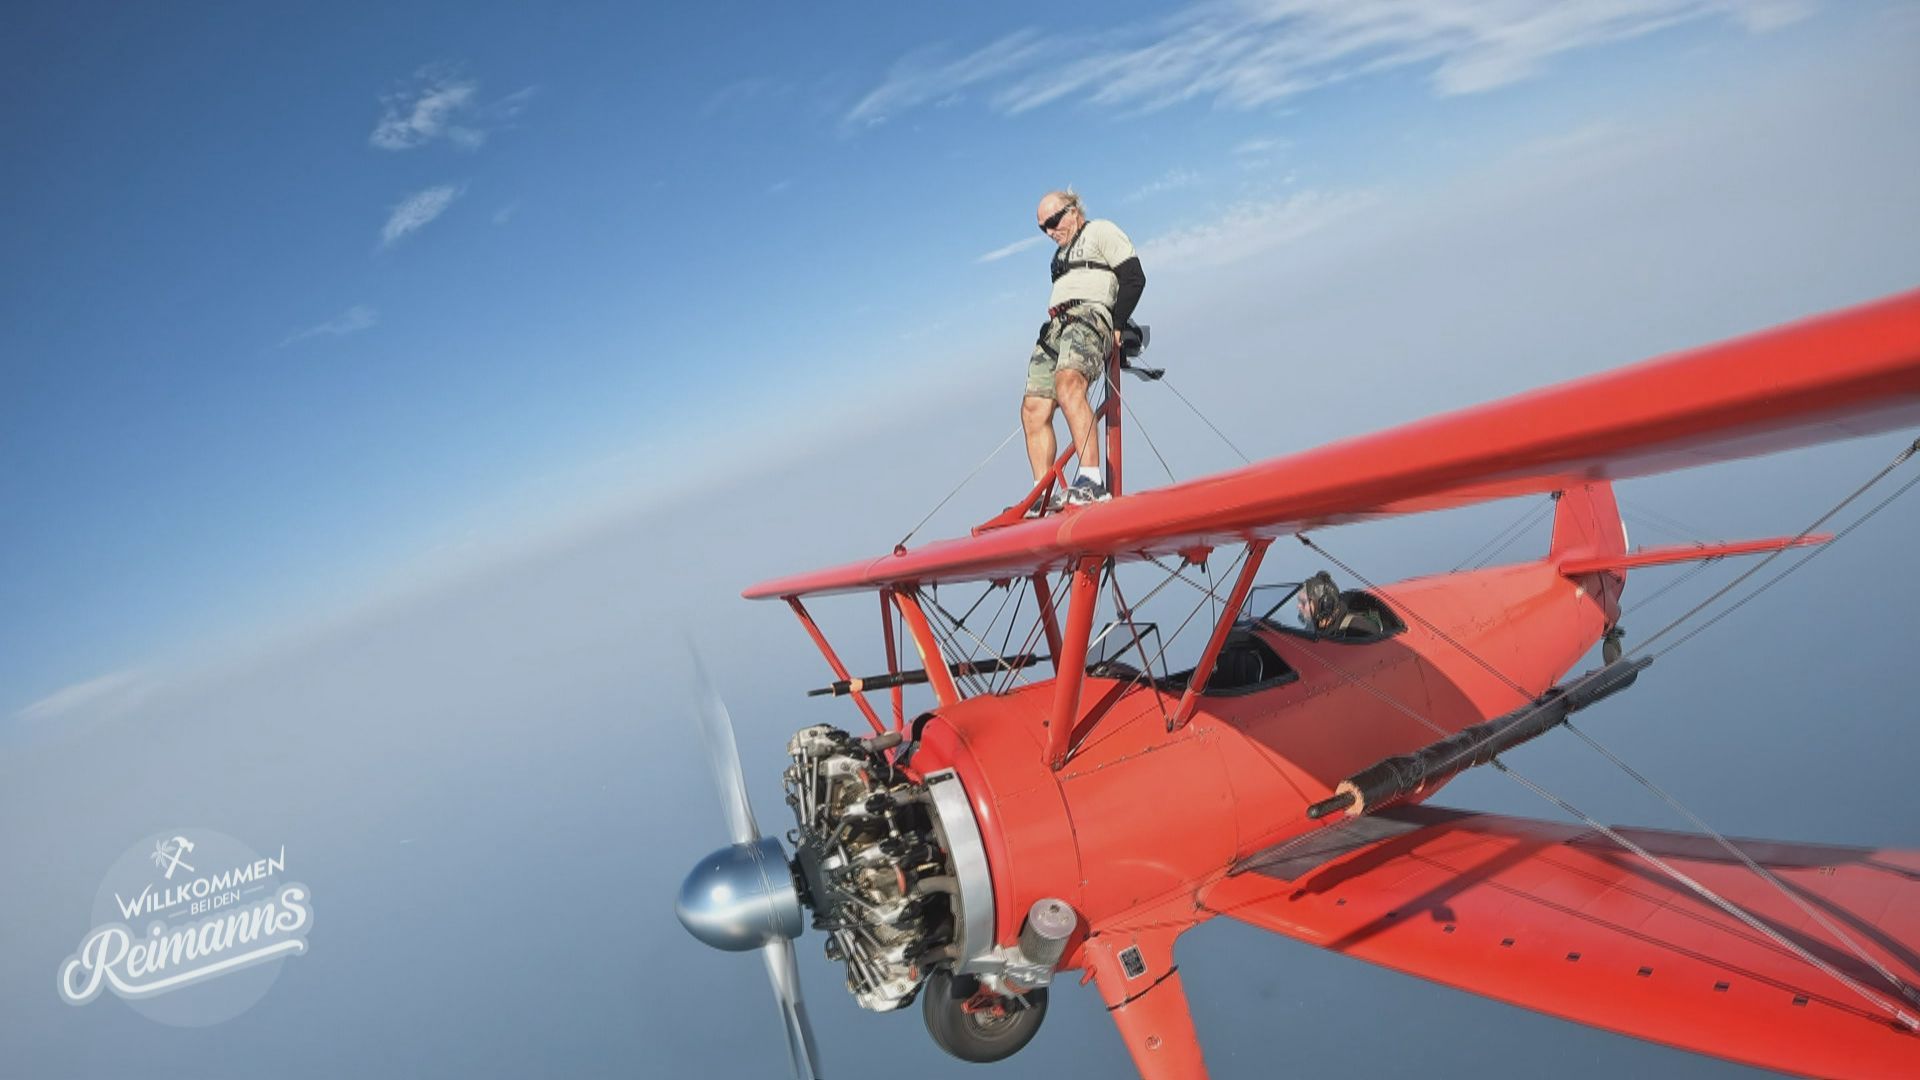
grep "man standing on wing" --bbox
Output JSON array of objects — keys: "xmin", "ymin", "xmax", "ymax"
[{"xmin": 1024, "ymin": 189, "xmax": 1146, "ymax": 509}]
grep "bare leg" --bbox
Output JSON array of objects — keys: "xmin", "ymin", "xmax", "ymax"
[
  {"xmin": 1022, "ymin": 395, "xmax": 1057, "ymax": 482},
  {"xmin": 1054, "ymin": 369, "xmax": 1100, "ymax": 470}
]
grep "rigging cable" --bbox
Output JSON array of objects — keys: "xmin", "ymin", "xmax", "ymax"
[
  {"xmin": 895, "ymin": 425, "xmax": 1023, "ymax": 551},
  {"xmin": 1293, "ymin": 434, "xmax": 1920, "ymax": 1026},
  {"xmin": 1102, "ymin": 568, "xmax": 1177, "ymax": 722},
  {"xmin": 1619, "ymin": 497, "xmax": 1720, "ymax": 546},
  {"xmin": 1493, "ymin": 758, "xmax": 1920, "ymax": 1028},
  {"xmin": 1563, "ymin": 716, "xmax": 1920, "ymax": 1012},
  {"xmin": 996, "ymin": 567, "xmax": 1071, "ymax": 695},
  {"xmin": 1451, "ymin": 496, "xmax": 1555, "ymax": 572},
  {"xmin": 1279, "ymin": 612, "xmax": 1920, "ymax": 1031},
  {"xmin": 1300, "ymin": 533, "xmax": 1539, "ymax": 702},
  {"xmin": 929, "ymin": 585, "xmax": 1022, "ymax": 696},
  {"xmin": 1121, "ymin": 397, "xmax": 1181, "ymax": 486},
  {"xmin": 1160, "ymin": 376, "xmax": 1253, "ymax": 465},
  {"xmin": 1644, "ymin": 463, "xmax": 1920, "ymax": 663},
  {"xmin": 1621, "ymin": 555, "xmax": 1720, "ymax": 617}
]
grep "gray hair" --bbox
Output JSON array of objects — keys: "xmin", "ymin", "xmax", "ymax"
[{"xmin": 1042, "ymin": 188, "xmax": 1083, "ymax": 215}]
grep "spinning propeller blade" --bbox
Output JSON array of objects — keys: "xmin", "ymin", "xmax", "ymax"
[
  {"xmin": 692, "ymin": 649, "xmax": 759, "ymax": 847},
  {"xmin": 680, "ymin": 646, "xmax": 822, "ymax": 1079},
  {"xmin": 764, "ymin": 935, "xmax": 823, "ymax": 1080}
]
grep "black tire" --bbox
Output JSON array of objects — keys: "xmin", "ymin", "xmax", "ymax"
[{"xmin": 921, "ymin": 969, "xmax": 1048, "ymax": 1063}]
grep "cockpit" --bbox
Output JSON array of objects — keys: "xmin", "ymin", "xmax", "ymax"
[
  {"xmin": 1087, "ymin": 573, "xmax": 1403, "ymax": 697},
  {"xmin": 1246, "ymin": 574, "xmax": 1405, "ymax": 644}
]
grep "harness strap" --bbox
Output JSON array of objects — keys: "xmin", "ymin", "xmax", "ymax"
[
  {"xmin": 1050, "ymin": 258, "xmax": 1115, "ymax": 282},
  {"xmin": 1049, "ymin": 221, "xmax": 1117, "ymax": 283},
  {"xmin": 1035, "ymin": 302, "xmax": 1112, "ymax": 360}
]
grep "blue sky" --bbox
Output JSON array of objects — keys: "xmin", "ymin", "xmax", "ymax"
[
  {"xmin": 5, "ymin": 5, "xmax": 1920, "ymax": 1078},
  {"xmin": 0, "ymin": 2, "xmax": 1908, "ymax": 710}
]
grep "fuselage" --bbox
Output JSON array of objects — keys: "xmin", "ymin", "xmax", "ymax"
[{"xmin": 908, "ymin": 556, "xmax": 1623, "ymax": 965}]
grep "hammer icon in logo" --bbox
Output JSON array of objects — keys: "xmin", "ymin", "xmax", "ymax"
[{"xmin": 150, "ymin": 836, "xmax": 196, "ymax": 880}]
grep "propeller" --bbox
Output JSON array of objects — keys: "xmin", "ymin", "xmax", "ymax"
[{"xmin": 676, "ymin": 649, "xmax": 822, "ymax": 1080}]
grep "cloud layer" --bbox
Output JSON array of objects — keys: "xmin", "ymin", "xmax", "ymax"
[
  {"xmin": 846, "ymin": 0, "xmax": 1815, "ymax": 128},
  {"xmin": 12, "ymin": 669, "xmax": 147, "ymax": 725}
]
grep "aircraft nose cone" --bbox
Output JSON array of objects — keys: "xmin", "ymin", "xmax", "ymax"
[{"xmin": 675, "ymin": 835, "xmax": 804, "ymax": 952}]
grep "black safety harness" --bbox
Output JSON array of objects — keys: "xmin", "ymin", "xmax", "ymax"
[
  {"xmin": 1036, "ymin": 223, "xmax": 1115, "ymax": 360},
  {"xmin": 1050, "ymin": 223, "xmax": 1116, "ymax": 282}
]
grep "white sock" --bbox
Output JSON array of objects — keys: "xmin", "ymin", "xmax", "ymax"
[{"xmin": 1079, "ymin": 466, "xmax": 1103, "ymax": 486}]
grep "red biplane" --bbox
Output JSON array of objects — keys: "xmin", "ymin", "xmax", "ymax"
[{"xmin": 676, "ymin": 288, "xmax": 1920, "ymax": 1078}]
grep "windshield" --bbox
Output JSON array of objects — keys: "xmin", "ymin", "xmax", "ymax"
[{"xmin": 1240, "ymin": 581, "xmax": 1303, "ymax": 626}]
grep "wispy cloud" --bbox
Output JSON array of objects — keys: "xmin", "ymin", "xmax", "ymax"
[
  {"xmin": 492, "ymin": 200, "xmax": 519, "ymax": 225},
  {"xmin": 701, "ymin": 77, "xmax": 797, "ymax": 119},
  {"xmin": 845, "ymin": 29, "xmax": 1049, "ymax": 129},
  {"xmin": 372, "ymin": 66, "xmax": 481, "ymax": 149},
  {"xmin": 280, "ymin": 304, "xmax": 378, "ymax": 347},
  {"xmin": 1510, "ymin": 121, "xmax": 1632, "ymax": 161},
  {"xmin": 1233, "ymin": 136, "xmax": 1290, "ymax": 157},
  {"xmin": 370, "ymin": 66, "xmax": 536, "ymax": 151},
  {"xmin": 381, "ymin": 184, "xmax": 462, "ymax": 247},
  {"xmin": 975, "ymin": 235, "xmax": 1047, "ymax": 264},
  {"xmin": 1123, "ymin": 168, "xmax": 1201, "ymax": 203},
  {"xmin": 13, "ymin": 669, "xmax": 149, "ymax": 726},
  {"xmin": 1140, "ymin": 188, "xmax": 1381, "ymax": 272},
  {"xmin": 846, "ymin": 2, "xmax": 1815, "ymax": 128}
]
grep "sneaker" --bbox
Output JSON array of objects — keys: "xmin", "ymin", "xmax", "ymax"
[
  {"xmin": 1063, "ymin": 477, "xmax": 1111, "ymax": 506},
  {"xmin": 999, "ymin": 490, "xmax": 1052, "ymax": 519}
]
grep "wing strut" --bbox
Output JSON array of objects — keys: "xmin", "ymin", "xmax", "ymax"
[
  {"xmin": 893, "ymin": 590, "xmax": 962, "ymax": 707},
  {"xmin": 1168, "ymin": 540, "xmax": 1271, "ymax": 732},
  {"xmin": 786, "ymin": 597, "xmax": 886, "ymax": 735},
  {"xmin": 879, "ymin": 589, "xmax": 904, "ymax": 729},
  {"xmin": 1031, "ymin": 572, "xmax": 1064, "ymax": 670},
  {"xmin": 1046, "ymin": 557, "xmax": 1104, "ymax": 770}
]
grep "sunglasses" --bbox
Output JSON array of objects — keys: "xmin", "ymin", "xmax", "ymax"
[{"xmin": 1038, "ymin": 206, "xmax": 1073, "ymax": 233}]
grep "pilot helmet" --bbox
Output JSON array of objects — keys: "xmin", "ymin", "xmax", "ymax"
[{"xmin": 1298, "ymin": 572, "xmax": 1345, "ymax": 632}]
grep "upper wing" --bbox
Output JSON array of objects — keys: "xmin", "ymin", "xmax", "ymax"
[
  {"xmin": 1205, "ymin": 806, "xmax": 1920, "ymax": 1078},
  {"xmin": 745, "ymin": 288, "xmax": 1920, "ymax": 600}
]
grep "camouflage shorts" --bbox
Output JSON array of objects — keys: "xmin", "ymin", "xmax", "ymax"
[{"xmin": 1025, "ymin": 311, "xmax": 1110, "ymax": 400}]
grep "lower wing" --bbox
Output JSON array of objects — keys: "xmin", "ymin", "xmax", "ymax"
[{"xmin": 1204, "ymin": 806, "xmax": 1920, "ymax": 1078}]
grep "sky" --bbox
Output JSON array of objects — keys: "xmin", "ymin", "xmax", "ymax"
[{"xmin": 4, "ymin": 2, "xmax": 1920, "ymax": 1078}]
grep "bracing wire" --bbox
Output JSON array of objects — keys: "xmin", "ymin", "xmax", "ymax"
[
  {"xmin": 1291, "ymin": 434, "xmax": 1920, "ymax": 1025},
  {"xmin": 1280, "ymin": 617, "xmax": 1920, "ymax": 1029},
  {"xmin": 1161, "ymin": 376, "xmax": 1253, "ymax": 465},
  {"xmin": 1621, "ymin": 556, "xmax": 1720, "ymax": 617},
  {"xmin": 1121, "ymin": 397, "xmax": 1181, "ymax": 486},
  {"xmin": 1562, "ymin": 717, "xmax": 1920, "ymax": 1011},
  {"xmin": 1450, "ymin": 497, "xmax": 1555, "ymax": 572},
  {"xmin": 1619, "ymin": 497, "xmax": 1720, "ymax": 545},
  {"xmin": 1646, "ymin": 466, "xmax": 1920, "ymax": 663},
  {"xmin": 1493, "ymin": 760, "xmax": 1920, "ymax": 1029},
  {"xmin": 895, "ymin": 425, "xmax": 1023, "ymax": 551}
]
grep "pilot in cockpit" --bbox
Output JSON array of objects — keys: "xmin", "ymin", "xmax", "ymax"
[{"xmin": 1297, "ymin": 571, "xmax": 1385, "ymax": 639}]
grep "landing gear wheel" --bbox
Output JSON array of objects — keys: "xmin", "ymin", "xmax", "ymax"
[{"xmin": 921, "ymin": 969, "xmax": 1049, "ymax": 1063}]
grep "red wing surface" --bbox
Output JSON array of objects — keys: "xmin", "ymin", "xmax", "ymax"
[
  {"xmin": 747, "ymin": 288, "xmax": 1920, "ymax": 600},
  {"xmin": 1205, "ymin": 806, "xmax": 1920, "ymax": 1078}
]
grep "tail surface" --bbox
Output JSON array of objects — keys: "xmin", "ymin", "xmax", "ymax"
[{"xmin": 1549, "ymin": 482, "xmax": 1628, "ymax": 568}]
